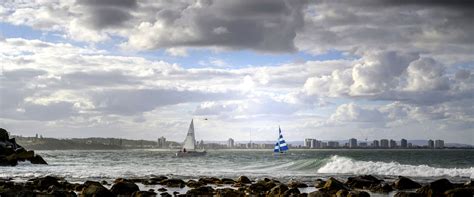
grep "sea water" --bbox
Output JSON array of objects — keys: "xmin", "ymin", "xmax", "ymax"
[{"xmin": 1, "ymin": 149, "xmax": 473, "ymax": 183}]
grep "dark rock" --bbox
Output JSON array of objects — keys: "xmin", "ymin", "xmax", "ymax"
[
  {"xmin": 110, "ymin": 181, "xmax": 140, "ymax": 195},
  {"xmin": 199, "ymin": 177, "xmax": 222, "ymax": 184},
  {"xmin": 0, "ymin": 128, "xmax": 47, "ymax": 166},
  {"xmin": 186, "ymin": 186, "xmax": 214, "ymax": 196},
  {"xmin": 30, "ymin": 176, "xmax": 61, "ymax": 191},
  {"xmin": 159, "ymin": 192, "xmax": 172, "ymax": 197},
  {"xmin": 283, "ymin": 188, "xmax": 301, "ymax": 196},
  {"xmin": 335, "ymin": 189, "xmax": 349, "ymax": 197},
  {"xmin": 346, "ymin": 175, "xmax": 381, "ymax": 189},
  {"xmin": 465, "ymin": 180, "xmax": 474, "ymax": 187},
  {"xmin": 267, "ymin": 184, "xmax": 289, "ymax": 196},
  {"xmin": 322, "ymin": 177, "xmax": 351, "ymax": 193},
  {"xmin": 221, "ymin": 178, "xmax": 235, "ymax": 184},
  {"xmin": 16, "ymin": 150, "xmax": 34, "ymax": 161},
  {"xmin": 416, "ymin": 178, "xmax": 454, "ymax": 197},
  {"xmin": 236, "ymin": 176, "xmax": 252, "ymax": 184},
  {"xmin": 394, "ymin": 192, "xmax": 422, "ymax": 197},
  {"xmin": 247, "ymin": 181, "xmax": 275, "ymax": 195},
  {"xmin": 369, "ymin": 183, "xmax": 393, "ymax": 193},
  {"xmin": 80, "ymin": 181, "xmax": 114, "ymax": 197},
  {"xmin": 100, "ymin": 180, "xmax": 108, "ymax": 185},
  {"xmin": 289, "ymin": 180, "xmax": 309, "ymax": 188},
  {"xmin": 157, "ymin": 187, "xmax": 167, "ymax": 192},
  {"xmin": 148, "ymin": 176, "xmax": 168, "ymax": 184},
  {"xmin": 444, "ymin": 188, "xmax": 474, "ymax": 197},
  {"xmin": 48, "ymin": 190, "xmax": 78, "ymax": 197},
  {"xmin": 216, "ymin": 188, "xmax": 245, "ymax": 197},
  {"xmin": 314, "ymin": 179, "xmax": 326, "ymax": 188},
  {"xmin": 159, "ymin": 178, "xmax": 185, "ymax": 188},
  {"xmin": 186, "ymin": 179, "xmax": 204, "ymax": 188},
  {"xmin": 132, "ymin": 190, "xmax": 158, "ymax": 197},
  {"xmin": 28, "ymin": 155, "xmax": 48, "ymax": 165},
  {"xmin": 392, "ymin": 176, "xmax": 421, "ymax": 190},
  {"xmin": 347, "ymin": 191, "xmax": 370, "ymax": 197},
  {"xmin": 308, "ymin": 190, "xmax": 331, "ymax": 197}
]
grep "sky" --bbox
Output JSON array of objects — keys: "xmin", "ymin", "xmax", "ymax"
[{"xmin": 0, "ymin": 0, "xmax": 473, "ymax": 144}]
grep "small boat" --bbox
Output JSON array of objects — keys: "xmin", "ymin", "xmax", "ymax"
[
  {"xmin": 176, "ymin": 119, "xmax": 207, "ymax": 157},
  {"xmin": 274, "ymin": 126, "xmax": 289, "ymax": 154}
]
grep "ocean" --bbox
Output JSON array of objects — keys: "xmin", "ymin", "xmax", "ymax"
[{"xmin": 1, "ymin": 149, "xmax": 473, "ymax": 184}]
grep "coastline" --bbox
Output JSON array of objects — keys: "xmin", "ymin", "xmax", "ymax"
[{"xmin": 0, "ymin": 174, "xmax": 472, "ymax": 196}]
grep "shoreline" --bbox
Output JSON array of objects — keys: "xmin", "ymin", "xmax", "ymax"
[{"xmin": 0, "ymin": 174, "xmax": 472, "ymax": 196}]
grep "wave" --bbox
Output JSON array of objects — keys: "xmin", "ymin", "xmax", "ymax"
[{"xmin": 316, "ymin": 155, "xmax": 474, "ymax": 178}]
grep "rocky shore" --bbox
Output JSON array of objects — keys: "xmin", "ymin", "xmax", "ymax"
[
  {"xmin": 0, "ymin": 128, "xmax": 47, "ymax": 166},
  {"xmin": 0, "ymin": 175, "xmax": 472, "ymax": 197}
]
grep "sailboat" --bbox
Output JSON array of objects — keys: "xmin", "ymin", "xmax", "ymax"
[
  {"xmin": 176, "ymin": 119, "xmax": 207, "ymax": 157},
  {"xmin": 274, "ymin": 126, "xmax": 289, "ymax": 154}
]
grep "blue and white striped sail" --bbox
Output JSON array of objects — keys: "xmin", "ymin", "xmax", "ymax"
[{"xmin": 274, "ymin": 127, "xmax": 289, "ymax": 153}]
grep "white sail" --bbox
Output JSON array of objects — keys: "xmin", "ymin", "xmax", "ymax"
[{"xmin": 182, "ymin": 119, "xmax": 196, "ymax": 150}]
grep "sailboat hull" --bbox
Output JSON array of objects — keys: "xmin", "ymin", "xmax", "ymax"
[{"xmin": 176, "ymin": 150, "xmax": 207, "ymax": 157}]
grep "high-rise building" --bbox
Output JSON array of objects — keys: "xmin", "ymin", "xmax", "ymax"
[
  {"xmin": 428, "ymin": 139, "xmax": 434, "ymax": 149},
  {"xmin": 435, "ymin": 140, "xmax": 444, "ymax": 149},
  {"xmin": 400, "ymin": 139, "xmax": 407, "ymax": 148},
  {"xmin": 380, "ymin": 139, "xmax": 389, "ymax": 148},
  {"xmin": 321, "ymin": 142, "xmax": 328, "ymax": 148},
  {"xmin": 157, "ymin": 136, "xmax": 166, "ymax": 148},
  {"xmin": 359, "ymin": 142, "xmax": 368, "ymax": 148},
  {"xmin": 389, "ymin": 139, "xmax": 397, "ymax": 148},
  {"xmin": 372, "ymin": 140, "xmax": 379, "ymax": 148},
  {"xmin": 314, "ymin": 140, "xmax": 322, "ymax": 149},
  {"xmin": 349, "ymin": 138, "xmax": 358, "ymax": 148},
  {"xmin": 408, "ymin": 143, "xmax": 413, "ymax": 148},
  {"xmin": 304, "ymin": 139, "xmax": 313, "ymax": 148},
  {"xmin": 327, "ymin": 141, "xmax": 339, "ymax": 148},
  {"xmin": 227, "ymin": 138, "xmax": 234, "ymax": 148}
]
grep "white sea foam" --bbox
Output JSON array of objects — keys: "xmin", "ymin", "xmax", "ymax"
[{"xmin": 317, "ymin": 155, "xmax": 474, "ymax": 178}]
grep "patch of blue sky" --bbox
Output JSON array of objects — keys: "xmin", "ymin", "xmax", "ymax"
[{"xmin": 0, "ymin": 23, "xmax": 64, "ymax": 43}]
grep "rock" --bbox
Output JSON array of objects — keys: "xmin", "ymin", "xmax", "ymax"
[
  {"xmin": 335, "ymin": 189, "xmax": 349, "ymax": 197},
  {"xmin": 267, "ymin": 184, "xmax": 289, "ymax": 196},
  {"xmin": 416, "ymin": 178, "xmax": 454, "ymax": 197},
  {"xmin": 247, "ymin": 181, "xmax": 275, "ymax": 195},
  {"xmin": 30, "ymin": 176, "xmax": 61, "ymax": 191},
  {"xmin": 186, "ymin": 186, "xmax": 214, "ymax": 196},
  {"xmin": 100, "ymin": 180, "xmax": 108, "ymax": 185},
  {"xmin": 110, "ymin": 181, "xmax": 140, "ymax": 195},
  {"xmin": 199, "ymin": 177, "xmax": 222, "ymax": 184},
  {"xmin": 159, "ymin": 178, "xmax": 185, "ymax": 188},
  {"xmin": 216, "ymin": 188, "xmax": 245, "ymax": 197},
  {"xmin": 148, "ymin": 176, "xmax": 168, "ymax": 184},
  {"xmin": 221, "ymin": 178, "xmax": 235, "ymax": 184},
  {"xmin": 465, "ymin": 180, "xmax": 474, "ymax": 187},
  {"xmin": 28, "ymin": 155, "xmax": 48, "ymax": 165},
  {"xmin": 48, "ymin": 190, "xmax": 78, "ymax": 197},
  {"xmin": 314, "ymin": 179, "xmax": 326, "ymax": 188},
  {"xmin": 288, "ymin": 180, "xmax": 308, "ymax": 188},
  {"xmin": 157, "ymin": 187, "xmax": 167, "ymax": 192},
  {"xmin": 236, "ymin": 176, "xmax": 252, "ymax": 184},
  {"xmin": 369, "ymin": 183, "xmax": 393, "ymax": 193},
  {"xmin": 0, "ymin": 128, "xmax": 47, "ymax": 166},
  {"xmin": 347, "ymin": 191, "xmax": 370, "ymax": 197},
  {"xmin": 392, "ymin": 176, "xmax": 421, "ymax": 190},
  {"xmin": 444, "ymin": 188, "xmax": 474, "ymax": 197},
  {"xmin": 283, "ymin": 188, "xmax": 301, "ymax": 196},
  {"xmin": 394, "ymin": 192, "xmax": 422, "ymax": 197},
  {"xmin": 322, "ymin": 177, "xmax": 351, "ymax": 194},
  {"xmin": 159, "ymin": 192, "xmax": 172, "ymax": 197},
  {"xmin": 346, "ymin": 175, "xmax": 381, "ymax": 189},
  {"xmin": 81, "ymin": 181, "xmax": 114, "ymax": 197},
  {"xmin": 0, "ymin": 128, "xmax": 9, "ymax": 141},
  {"xmin": 132, "ymin": 190, "xmax": 158, "ymax": 197},
  {"xmin": 186, "ymin": 180, "xmax": 204, "ymax": 188},
  {"xmin": 308, "ymin": 190, "xmax": 331, "ymax": 197},
  {"xmin": 16, "ymin": 150, "xmax": 34, "ymax": 161}
]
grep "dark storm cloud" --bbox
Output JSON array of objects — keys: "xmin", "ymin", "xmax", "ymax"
[{"xmin": 77, "ymin": 0, "xmax": 137, "ymax": 29}]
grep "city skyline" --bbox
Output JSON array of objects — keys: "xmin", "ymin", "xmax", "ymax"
[{"xmin": 1, "ymin": 1, "xmax": 473, "ymax": 144}]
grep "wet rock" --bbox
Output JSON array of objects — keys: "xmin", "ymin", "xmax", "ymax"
[
  {"xmin": 132, "ymin": 190, "xmax": 158, "ymax": 197},
  {"xmin": 157, "ymin": 187, "xmax": 167, "ymax": 192},
  {"xmin": 186, "ymin": 180, "xmax": 204, "ymax": 188},
  {"xmin": 0, "ymin": 128, "xmax": 47, "ymax": 166},
  {"xmin": 444, "ymin": 188, "xmax": 474, "ymax": 197},
  {"xmin": 314, "ymin": 179, "xmax": 326, "ymax": 188},
  {"xmin": 321, "ymin": 177, "xmax": 351, "ymax": 194},
  {"xmin": 369, "ymin": 183, "xmax": 393, "ymax": 193},
  {"xmin": 283, "ymin": 188, "xmax": 301, "ymax": 196},
  {"xmin": 100, "ymin": 180, "xmax": 108, "ymax": 185},
  {"xmin": 148, "ymin": 176, "xmax": 168, "ymax": 184},
  {"xmin": 110, "ymin": 180, "xmax": 140, "ymax": 195},
  {"xmin": 236, "ymin": 176, "xmax": 252, "ymax": 184},
  {"xmin": 267, "ymin": 184, "xmax": 289, "ymax": 196},
  {"xmin": 221, "ymin": 178, "xmax": 235, "ymax": 184},
  {"xmin": 160, "ymin": 178, "xmax": 185, "ymax": 188},
  {"xmin": 216, "ymin": 188, "xmax": 245, "ymax": 197},
  {"xmin": 392, "ymin": 176, "xmax": 421, "ymax": 190},
  {"xmin": 47, "ymin": 190, "xmax": 78, "ymax": 197},
  {"xmin": 30, "ymin": 176, "xmax": 61, "ymax": 191},
  {"xmin": 80, "ymin": 181, "xmax": 114, "ymax": 197},
  {"xmin": 308, "ymin": 190, "xmax": 331, "ymax": 197},
  {"xmin": 347, "ymin": 191, "xmax": 370, "ymax": 197},
  {"xmin": 186, "ymin": 186, "xmax": 215, "ymax": 196},
  {"xmin": 29, "ymin": 155, "xmax": 48, "ymax": 165},
  {"xmin": 159, "ymin": 192, "xmax": 172, "ymax": 197},
  {"xmin": 346, "ymin": 175, "xmax": 381, "ymax": 189},
  {"xmin": 335, "ymin": 189, "xmax": 349, "ymax": 197},
  {"xmin": 288, "ymin": 180, "xmax": 308, "ymax": 188},
  {"xmin": 394, "ymin": 192, "xmax": 422, "ymax": 197},
  {"xmin": 465, "ymin": 180, "xmax": 474, "ymax": 187},
  {"xmin": 416, "ymin": 178, "xmax": 454, "ymax": 197},
  {"xmin": 199, "ymin": 177, "xmax": 222, "ymax": 184},
  {"xmin": 247, "ymin": 181, "xmax": 275, "ymax": 195}
]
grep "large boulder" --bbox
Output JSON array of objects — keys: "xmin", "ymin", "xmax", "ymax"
[
  {"xmin": 159, "ymin": 178, "xmax": 185, "ymax": 188},
  {"xmin": 392, "ymin": 176, "xmax": 421, "ymax": 190},
  {"xmin": 80, "ymin": 181, "xmax": 114, "ymax": 197},
  {"xmin": 347, "ymin": 191, "xmax": 370, "ymax": 197},
  {"xmin": 288, "ymin": 180, "xmax": 308, "ymax": 188},
  {"xmin": 321, "ymin": 177, "xmax": 351, "ymax": 194},
  {"xmin": 236, "ymin": 176, "xmax": 252, "ymax": 184},
  {"xmin": 216, "ymin": 188, "xmax": 245, "ymax": 197},
  {"xmin": 132, "ymin": 191, "xmax": 157, "ymax": 197},
  {"xmin": 308, "ymin": 190, "xmax": 331, "ymax": 197},
  {"xmin": 186, "ymin": 186, "xmax": 215, "ymax": 196},
  {"xmin": 0, "ymin": 128, "xmax": 47, "ymax": 166},
  {"xmin": 110, "ymin": 181, "xmax": 140, "ymax": 195},
  {"xmin": 444, "ymin": 188, "xmax": 474, "ymax": 197},
  {"xmin": 416, "ymin": 178, "xmax": 454, "ymax": 197},
  {"xmin": 267, "ymin": 184, "xmax": 289, "ymax": 196},
  {"xmin": 346, "ymin": 175, "xmax": 381, "ymax": 189},
  {"xmin": 369, "ymin": 183, "xmax": 393, "ymax": 193},
  {"xmin": 0, "ymin": 128, "xmax": 9, "ymax": 141},
  {"xmin": 30, "ymin": 176, "xmax": 61, "ymax": 191},
  {"xmin": 199, "ymin": 177, "xmax": 222, "ymax": 184}
]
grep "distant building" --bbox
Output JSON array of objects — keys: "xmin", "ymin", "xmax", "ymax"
[
  {"xmin": 372, "ymin": 140, "xmax": 379, "ymax": 148},
  {"xmin": 389, "ymin": 139, "xmax": 397, "ymax": 148},
  {"xmin": 304, "ymin": 139, "xmax": 313, "ymax": 148},
  {"xmin": 327, "ymin": 141, "xmax": 339, "ymax": 148},
  {"xmin": 157, "ymin": 136, "xmax": 166, "ymax": 148},
  {"xmin": 428, "ymin": 139, "xmax": 434, "ymax": 149},
  {"xmin": 400, "ymin": 139, "xmax": 407, "ymax": 148},
  {"xmin": 407, "ymin": 142, "xmax": 413, "ymax": 148},
  {"xmin": 359, "ymin": 142, "xmax": 368, "ymax": 148},
  {"xmin": 227, "ymin": 138, "xmax": 234, "ymax": 148},
  {"xmin": 321, "ymin": 142, "xmax": 328, "ymax": 148},
  {"xmin": 435, "ymin": 140, "xmax": 444, "ymax": 149},
  {"xmin": 380, "ymin": 139, "xmax": 389, "ymax": 148},
  {"xmin": 349, "ymin": 138, "xmax": 358, "ymax": 148}
]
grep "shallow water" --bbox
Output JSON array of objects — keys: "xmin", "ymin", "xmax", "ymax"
[{"xmin": 1, "ymin": 149, "xmax": 473, "ymax": 183}]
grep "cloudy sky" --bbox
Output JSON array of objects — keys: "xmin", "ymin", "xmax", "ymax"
[{"xmin": 1, "ymin": 0, "xmax": 473, "ymax": 144}]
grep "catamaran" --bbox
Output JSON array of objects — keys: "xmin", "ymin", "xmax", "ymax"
[
  {"xmin": 176, "ymin": 119, "xmax": 206, "ymax": 157},
  {"xmin": 274, "ymin": 126, "xmax": 289, "ymax": 154}
]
